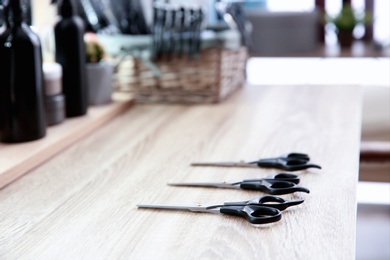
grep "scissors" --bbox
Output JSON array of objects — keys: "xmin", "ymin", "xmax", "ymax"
[
  {"xmin": 191, "ymin": 153, "xmax": 321, "ymax": 172},
  {"xmin": 168, "ymin": 173, "xmax": 309, "ymax": 195},
  {"xmin": 138, "ymin": 196, "xmax": 303, "ymax": 224}
]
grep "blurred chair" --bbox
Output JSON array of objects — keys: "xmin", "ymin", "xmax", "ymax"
[{"xmin": 246, "ymin": 10, "xmax": 320, "ymax": 55}]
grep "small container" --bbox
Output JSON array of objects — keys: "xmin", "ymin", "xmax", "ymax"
[
  {"xmin": 45, "ymin": 94, "xmax": 65, "ymax": 126},
  {"xmin": 86, "ymin": 62, "xmax": 113, "ymax": 106},
  {"xmin": 43, "ymin": 62, "xmax": 62, "ymax": 96}
]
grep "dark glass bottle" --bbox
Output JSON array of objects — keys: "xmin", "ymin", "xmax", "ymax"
[
  {"xmin": 54, "ymin": 0, "xmax": 88, "ymax": 117},
  {"xmin": 0, "ymin": 0, "xmax": 46, "ymax": 143}
]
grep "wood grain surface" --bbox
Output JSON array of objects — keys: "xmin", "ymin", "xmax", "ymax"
[
  {"xmin": 0, "ymin": 85, "xmax": 361, "ymax": 259},
  {"xmin": 0, "ymin": 96, "xmax": 133, "ymax": 189}
]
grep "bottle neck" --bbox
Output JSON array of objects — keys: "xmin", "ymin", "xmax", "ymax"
[
  {"xmin": 58, "ymin": 0, "xmax": 74, "ymax": 18},
  {"xmin": 4, "ymin": 0, "xmax": 25, "ymax": 27}
]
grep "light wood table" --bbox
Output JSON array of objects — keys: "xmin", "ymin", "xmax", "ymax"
[
  {"xmin": 0, "ymin": 97, "xmax": 133, "ymax": 189},
  {"xmin": 0, "ymin": 85, "xmax": 362, "ymax": 259}
]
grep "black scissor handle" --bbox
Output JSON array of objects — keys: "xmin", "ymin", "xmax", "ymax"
[
  {"xmin": 257, "ymin": 153, "xmax": 321, "ymax": 171},
  {"xmin": 224, "ymin": 195, "xmax": 285, "ymax": 207},
  {"xmin": 223, "ymin": 195, "xmax": 304, "ymax": 211},
  {"xmin": 244, "ymin": 173, "xmax": 300, "ymax": 184},
  {"xmin": 240, "ymin": 180, "xmax": 310, "ymax": 195},
  {"xmin": 283, "ymin": 162, "xmax": 322, "ymax": 171},
  {"xmin": 256, "ymin": 196, "xmax": 304, "ymax": 210},
  {"xmin": 270, "ymin": 173, "xmax": 300, "ymax": 184},
  {"xmin": 220, "ymin": 205, "xmax": 282, "ymax": 224},
  {"xmin": 285, "ymin": 153, "xmax": 310, "ymax": 161}
]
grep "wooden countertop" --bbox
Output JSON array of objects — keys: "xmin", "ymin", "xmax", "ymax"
[
  {"xmin": 0, "ymin": 97, "xmax": 133, "ymax": 189},
  {"xmin": 0, "ymin": 85, "xmax": 362, "ymax": 259}
]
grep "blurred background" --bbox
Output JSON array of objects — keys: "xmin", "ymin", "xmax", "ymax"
[
  {"xmin": 28, "ymin": 0, "xmax": 390, "ymax": 56},
  {"xmin": 3, "ymin": 0, "xmax": 389, "ymax": 258}
]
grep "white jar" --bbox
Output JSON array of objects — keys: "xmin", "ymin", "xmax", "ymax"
[{"xmin": 43, "ymin": 62, "xmax": 62, "ymax": 96}]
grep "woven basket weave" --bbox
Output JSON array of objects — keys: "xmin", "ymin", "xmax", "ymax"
[{"xmin": 115, "ymin": 47, "xmax": 247, "ymax": 103}]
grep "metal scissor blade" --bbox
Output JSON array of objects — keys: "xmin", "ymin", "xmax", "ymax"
[
  {"xmin": 137, "ymin": 203, "xmax": 220, "ymax": 213},
  {"xmin": 167, "ymin": 181, "xmax": 240, "ymax": 189},
  {"xmin": 191, "ymin": 162, "xmax": 257, "ymax": 168}
]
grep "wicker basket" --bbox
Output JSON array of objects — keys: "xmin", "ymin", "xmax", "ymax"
[{"xmin": 115, "ymin": 47, "xmax": 247, "ymax": 103}]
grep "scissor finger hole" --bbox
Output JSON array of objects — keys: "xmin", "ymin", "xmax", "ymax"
[
  {"xmin": 258, "ymin": 196, "xmax": 285, "ymax": 204},
  {"xmin": 246, "ymin": 206, "xmax": 280, "ymax": 216}
]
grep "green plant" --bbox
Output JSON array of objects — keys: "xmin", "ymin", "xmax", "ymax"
[
  {"xmin": 85, "ymin": 33, "xmax": 105, "ymax": 63},
  {"xmin": 327, "ymin": 4, "xmax": 372, "ymax": 32}
]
